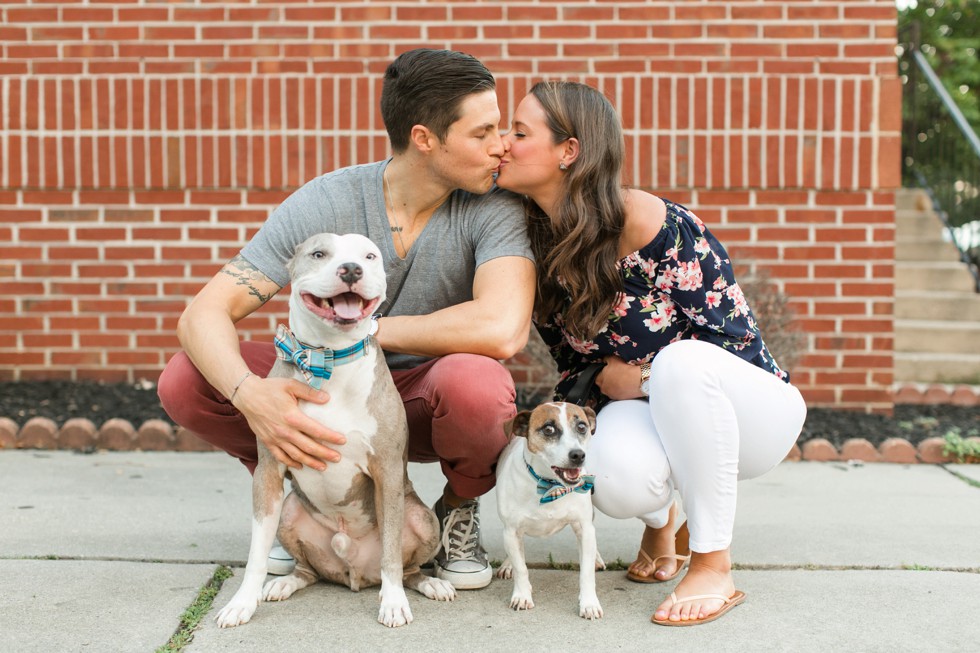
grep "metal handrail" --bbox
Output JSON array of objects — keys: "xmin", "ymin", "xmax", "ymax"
[
  {"xmin": 900, "ymin": 23, "xmax": 980, "ymax": 292},
  {"xmin": 911, "ymin": 50, "xmax": 980, "ymax": 160}
]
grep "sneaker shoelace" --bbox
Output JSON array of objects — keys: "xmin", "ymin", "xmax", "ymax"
[{"xmin": 441, "ymin": 502, "xmax": 482, "ymax": 563}]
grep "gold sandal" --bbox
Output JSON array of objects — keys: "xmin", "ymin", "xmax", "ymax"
[
  {"xmin": 651, "ymin": 590, "xmax": 746, "ymax": 626},
  {"xmin": 626, "ymin": 520, "xmax": 691, "ymax": 584}
]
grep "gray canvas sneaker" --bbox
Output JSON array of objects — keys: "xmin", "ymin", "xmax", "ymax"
[{"xmin": 433, "ymin": 497, "xmax": 492, "ymax": 589}]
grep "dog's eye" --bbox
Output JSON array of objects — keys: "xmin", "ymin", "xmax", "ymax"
[
  {"xmin": 576, "ymin": 422, "xmax": 588, "ymax": 434},
  {"xmin": 311, "ymin": 250, "xmax": 324, "ymax": 259},
  {"xmin": 365, "ymin": 252, "xmax": 377, "ymax": 260},
  {"xmin": 542, "ymin": 425, "xmax": 557, "ymax": 437}
]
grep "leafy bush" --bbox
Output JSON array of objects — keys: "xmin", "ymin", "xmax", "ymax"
[
  {"xmin": 942, "ymin": 429, "xmax": 980, "ymax": 463},
  {"xmin": 740, "ymin": 267, "xmax": 806, "ymax": 372}
]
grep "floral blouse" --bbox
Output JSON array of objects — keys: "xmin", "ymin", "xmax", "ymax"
[{"xmin": 537, "ymin": 199, "xmax": 789, "ymax": 410}]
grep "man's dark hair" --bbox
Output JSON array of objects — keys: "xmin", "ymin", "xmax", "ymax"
[{"xmin": 381, "ymin": 49, "xmax": 496, "ymax": 153}]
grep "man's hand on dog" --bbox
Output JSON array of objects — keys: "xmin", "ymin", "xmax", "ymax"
[{"xmin": 233, "ymin": 376, "xmax": 347, "ymax": 470}]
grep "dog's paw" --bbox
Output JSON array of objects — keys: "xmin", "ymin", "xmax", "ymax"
[
  {"xmin": 262, "ymin": 575, "xmax": 300, "ymax": 602},
  {"xmin": 214, "ymin": 597, "xmax": 259, "ymax": 628},
  {"xmin": 579, "ymin": 598, "xmax": 604, "ymax": 620},
  {"xmin": 496, "ymin": 558, "xmax": 513, "ymax": 579},
  {"xmin": 377, "ymin": 592, "xmax": 414, "ymax": 628},
  {"xmin": 417, "ymin": 576, "xmax": 457, "ymax": 601},
  {"xmin": 509, "ymin": 593, "xmax": 534, "ymax": 611}
]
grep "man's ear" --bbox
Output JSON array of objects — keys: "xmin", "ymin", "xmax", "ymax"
[
  {"xmin": 504, "ymin": 411, "xmax": 532, "ymax": 439},
  {"xmin": 409, "ymin": 124, "xmax": 437, "ymax": 153}
]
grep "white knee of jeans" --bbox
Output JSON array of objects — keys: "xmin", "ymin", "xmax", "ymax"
[
  {"xmin": 588, "ymin": 400, "xmax": 674, "ymax": 524},
  {"xmin": 638, "ymin": 502, "xmax": 674, "ymax": 530}
]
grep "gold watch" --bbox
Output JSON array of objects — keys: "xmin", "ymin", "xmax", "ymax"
[{"xmin": 639, "ymin": 362, "xmax": 652, "ymax": 395}]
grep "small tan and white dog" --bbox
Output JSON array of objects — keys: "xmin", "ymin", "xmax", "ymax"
[
  {"xmin": 495, "ymin": 402, "xmax": 604, "ymax": 620},
  {"xmin": 215, "ymin": 232, "xmax": 455, "ymax": 630}
]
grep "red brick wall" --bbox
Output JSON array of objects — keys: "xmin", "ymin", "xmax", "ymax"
[{"xmin": 0, "ymin": 1, "xmax": 901, "ymax": 412}]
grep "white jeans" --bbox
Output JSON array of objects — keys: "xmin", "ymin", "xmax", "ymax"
[{"xmin": 589, "ymin": 339, "xmax": 807, "ymax": 552}]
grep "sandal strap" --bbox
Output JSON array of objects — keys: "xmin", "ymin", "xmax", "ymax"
[
  {"xmin": 634, "ymin": 516, "xmax": 691, "ymax": 574},
  {"xmin": 669, "ymin": 592, "xmax": 733, "ymax": 605},
  {"xmin": 651, "ymin": 553, "xmax": 691, "ymax": 567}
]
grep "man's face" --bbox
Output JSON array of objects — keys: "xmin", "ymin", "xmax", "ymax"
[{"xmin": 430, "ymin": 89, "xmax": 505, "ymax": 194}]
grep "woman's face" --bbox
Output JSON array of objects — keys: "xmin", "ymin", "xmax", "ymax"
[{"xmin": 497, "ymin": 94, "xmax": 566, "ymax": 198}]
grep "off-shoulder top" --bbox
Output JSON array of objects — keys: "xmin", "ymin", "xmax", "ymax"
[{"xmin": 536, "ymin": 199, "xmax": 789, "ymax": 409}]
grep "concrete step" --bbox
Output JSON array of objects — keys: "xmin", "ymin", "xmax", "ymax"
[
  {"xmin": 895, "ymin": 352, "xmax": 980, "ymax": 384},
  {"xmin": 896, "ymin": 262, "xmax": 978, "ymax": 293},
  {"xmin": 896, "ymin": 239, "xmax": 965, "ymax": 262},
  {"xmin": 896, "ymin": 210, "xmax": 949, "ymax": 242},
  {"xmin": 894, "ymin": 319, "xmax": 980, "ymax": 355},
  {"xmin": 893, "ymin": 188, "xmax": 980, "ymax": 384},
  {"xmin": 895, "ymin": 290, "xmax": 980, "ymax": 322}
]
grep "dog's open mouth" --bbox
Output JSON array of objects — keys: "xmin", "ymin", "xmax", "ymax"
[
  {"xmin": 301, "ymin": 291, "xmax": 381, "ymax": 325},
  {"xmin": 552, "ymin": 466, "xmax": 584, "ymax": 485}
]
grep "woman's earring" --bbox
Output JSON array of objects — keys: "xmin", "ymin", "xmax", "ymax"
[{"xmin": 559, "ymin": 162, "xmax": 568, "ymax": 171}]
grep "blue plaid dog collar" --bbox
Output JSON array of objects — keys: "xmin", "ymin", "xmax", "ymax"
[{"xmin": 274, "ymin": 324, "xmax": 369, "ymax": 390}]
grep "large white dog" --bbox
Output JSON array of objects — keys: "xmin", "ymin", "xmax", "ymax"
[{"xmin": 215, "ymin": 232, "xmax": 455, "ymax": 629}]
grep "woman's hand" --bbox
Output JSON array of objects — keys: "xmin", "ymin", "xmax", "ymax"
[{"xmin": 595, "ymin": 355, "xmax": 646, "ymax": 401}]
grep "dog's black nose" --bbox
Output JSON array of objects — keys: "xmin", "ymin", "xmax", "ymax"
[
  {"xmin": 569, "ymin": 449, "xmax": 585, "ymax": 465},
  {"xmin": 337, "ymin": 262, "xmax": 363, "ymax": 285}
]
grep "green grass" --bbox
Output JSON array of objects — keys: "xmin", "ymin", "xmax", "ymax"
[
  {"xmin": 546, "ymin": 552, "xmax": 576, "ymax": 571},
  {"xmin": 541, "ymin": 553, "xmax": 630, "ymax": 571},
  {"xmin": 157, "ymin": 565, "xmax": 233, "ymax": 653}
]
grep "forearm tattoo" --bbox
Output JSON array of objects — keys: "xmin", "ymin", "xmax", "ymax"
[{"xmin": 221, "ymin": 254, "xmax": 277, "ymax": 304}]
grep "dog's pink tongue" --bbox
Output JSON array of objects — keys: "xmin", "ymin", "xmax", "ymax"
[{"xmin": 332, "ymin": 293, "xmax": 362, "ymax": 319}]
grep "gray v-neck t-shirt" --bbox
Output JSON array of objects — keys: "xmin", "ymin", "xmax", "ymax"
[{"xmin": 240, "ymin": 159, "xmax": 533, "ymax": 369}]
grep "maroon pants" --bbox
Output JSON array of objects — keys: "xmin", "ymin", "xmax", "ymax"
[{"xmin": 157, "ymin": 342, "xmax": 516, "ymax": 498}]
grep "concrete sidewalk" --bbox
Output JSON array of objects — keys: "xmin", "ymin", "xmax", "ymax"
[{"xmin": 1, "ymin": 450, "xmax": 979, "ymax": 652}]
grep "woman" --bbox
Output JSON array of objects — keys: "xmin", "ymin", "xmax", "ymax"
[{"xmin": 495, "ymin": 81, "xmax": 806, "ymax": 626}]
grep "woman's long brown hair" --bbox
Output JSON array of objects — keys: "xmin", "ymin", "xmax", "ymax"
[{"xmin": 524, "ymin": 81, "xmax": 626, "ymax": 341}]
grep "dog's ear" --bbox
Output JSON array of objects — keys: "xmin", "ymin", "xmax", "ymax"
[
  {"xmin": 504, "ymin": 411, "xmax": 532, "ymax": 439},
  {"xmin": 582, "ymin": 406, "xmax": 597, "ymax": 434}
]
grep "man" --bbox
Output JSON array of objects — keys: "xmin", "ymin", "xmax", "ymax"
[{"xmin": 158, "ymin": 49, "xmax": 535, "ymax": 590}]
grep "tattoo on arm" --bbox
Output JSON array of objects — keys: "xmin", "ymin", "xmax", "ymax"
[{"xmin": 221, "ymin": 255, "xmax": 278, "ymax": 305}]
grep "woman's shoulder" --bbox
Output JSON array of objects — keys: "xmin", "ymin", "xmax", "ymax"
[{"xmin": 620, "ymin": 189, "xmax": 668, "ymax": 258}]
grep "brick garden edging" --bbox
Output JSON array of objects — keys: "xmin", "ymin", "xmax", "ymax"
[
  {"xmin": 2, "ymin": 414, "xmax": 975, "ymax": 464},
  {"xmin": 783, "ymin": 436, "xmax": 975, "ymax": 464},
  {"xmin": 893, "ymin": 383, "xmax": 980, "ymax": 406},
  {"xmin": 3, "ymin": 383, "xmax": 977, "ymax": 460},
  {"xmin": 0, "ymin": 416, "xmax": 216, "ymax": 453}
]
